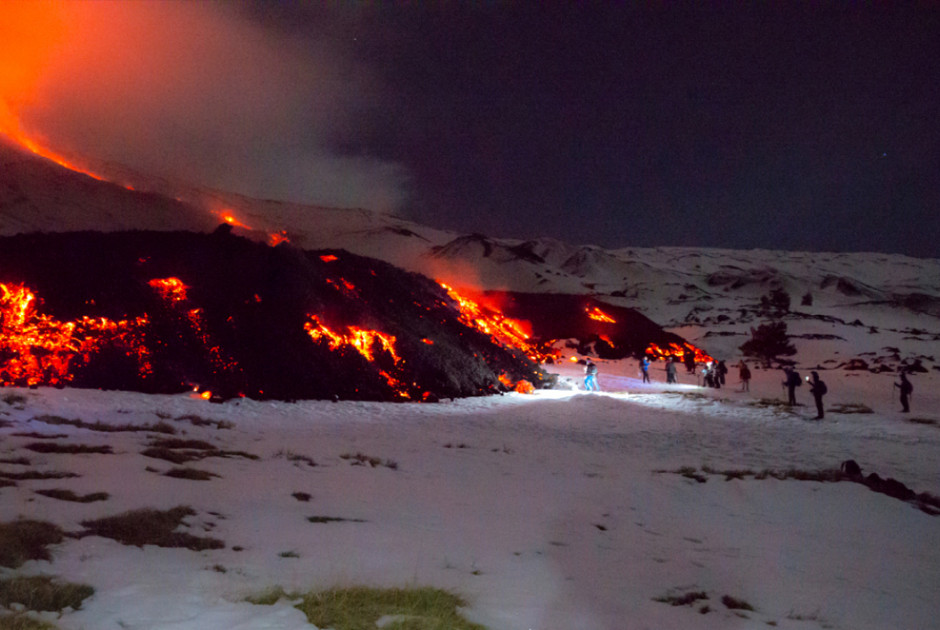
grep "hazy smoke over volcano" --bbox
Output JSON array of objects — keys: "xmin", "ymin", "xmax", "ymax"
[{"xmin": 1, "ymin": 1, "xmax": 407, "ymax": 213}]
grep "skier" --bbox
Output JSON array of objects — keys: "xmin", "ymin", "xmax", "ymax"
[
  {"xmin": 584, "ymin": 358, "xmax": 599, "ymax": 392},
  {"xmin": 640, "ymin": 356, "xmax": 651, "ymax": 383},
  {"xmin": 808, "ymin": 371, "xmax": 827, "ymax": 419},
  {"xmin": 895, "ymin": 371, "xmax": 913, "ymax": 413}
]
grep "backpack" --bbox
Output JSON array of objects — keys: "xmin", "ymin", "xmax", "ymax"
[
  {"xmin": 586, "ymin": 362, "xmax": 598, "ymax": 375},
  {"xmin": 901, "ymin": 380, "xmax": 913, "ymax": 395},
  {"xmin": 816, "ymin": 380, "xmax": 827, "ymax": 395},
  {"xmin": 791, "ymin": 371, "xmax": 802, "ymax": 387}
]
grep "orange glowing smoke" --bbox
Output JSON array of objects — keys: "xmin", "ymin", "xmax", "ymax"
[
  {"xmin": 586, "ymin": 306, "xmax": 616, "ymax": 323},
  {"xmin": 439, "ymin": 283, "xmax": 550, "ymax": 362},
  {"xmin": 645, "ymin": 341, "xmax": 712, "ymax": 364},
  {"xmin": 148, "ymin": 277, "xmax": 188, "ymax": 302},
  {"xmin": 0, "ymin": 282, "xmax": 150, "ymax": 386}
]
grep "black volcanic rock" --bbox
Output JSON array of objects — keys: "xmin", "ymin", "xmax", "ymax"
[
  {"xmin": 480, "ymin": 291, "xmax": 690, "ymax": 360},
  {"xmin": 0, "ymin": 230, "xmax": 547, "ymax": 401}
]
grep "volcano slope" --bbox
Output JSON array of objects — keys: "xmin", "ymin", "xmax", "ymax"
[{"xmin": 0, "ymin": 229, "xmax": 549, "ymax": 401}]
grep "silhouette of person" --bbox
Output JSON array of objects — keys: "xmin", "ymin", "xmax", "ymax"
[
  {"xmin": 895, "ymin": 371, "xmax": 913, "ymax": 413},
  {"xmin": 809, "ymin": 371, "xmax": 827, "ymax": 419}
]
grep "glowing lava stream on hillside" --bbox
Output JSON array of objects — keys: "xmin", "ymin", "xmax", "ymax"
[
  {"xmin": 645, "ymin": 341, "xmax": 713, "ymax": 364},
  {"xmin": 438, "ymin": 282, "xmax": 553, "ymax": 363},
  {"xmin": 304, "ymin": 315, "xmax": 411, "ymax": 399},
  {"xmin": 0, "ymin": 106, "xmax": 112, "ymax": 185}
]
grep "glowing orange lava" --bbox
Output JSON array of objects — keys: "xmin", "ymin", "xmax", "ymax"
[
  {"xmin": 304, "ymin": 315, "xmax": 410, "ymax": 398},
  {"xmin": 148, "ymin": 277, "xmax": 188, "ymax": 302},
  {"xmin": 586, "ymin": 306, "xmax": 616, "ymax": 323},
  {"xmin": 645, "ymin": 341, "xmax": 712, "ymax": 364},
  {"xmin": 439, "ymin": 282, "xmax": 552, "ymax": 362},
  {"xmin": 0, "ymin": 282, "xmax": 150, "ymax": 386}
]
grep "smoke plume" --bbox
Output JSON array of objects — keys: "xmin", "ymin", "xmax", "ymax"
[{"xmin": 1, "ymin": 1, "xmax": 407, "ymax": 213}]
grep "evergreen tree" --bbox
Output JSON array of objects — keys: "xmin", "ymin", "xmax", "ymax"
[{"xmin": 739, "ymin": 321, "xmax": 796, "ymax": 365}]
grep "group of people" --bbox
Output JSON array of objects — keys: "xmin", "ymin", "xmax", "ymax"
[
  {"xmin": 581, "ymin": 356, "xmax": 916, "ymax": 416},
  {"xmin": 781, "ymin": 366, "xmax": 828, "ymax": 419}
]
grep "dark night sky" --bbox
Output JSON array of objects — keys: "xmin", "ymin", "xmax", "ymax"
[
  {"xmin": 14, "ymin": 3, "xmax": 937, "ymax": 258},
  {"xmin": 241, "ymin": 3, "xmax": 939, "ymax": 258}
]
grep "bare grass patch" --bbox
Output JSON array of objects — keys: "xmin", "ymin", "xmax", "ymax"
[
  {"xmin": 80, "ymin": 506, "xmax": 224, "ymax": 551},
  {"xmin": 0, "ymin": 470, "xmax": 78, "ymax": 481},
  {"xmin": 340, "ymin": 452, "xmax": 398, "ymax": 470},
  {"xmin": 0, "ymin": 613, "xmax": 58, "ymax": 629},
  {"xmin": 142, "ymin": 439, "xmax": 257, "ymax": 465},
  {"xmin": 829, "ymin": 403, "xmax": 873, "ymax": 414},
  {"xmin": 24, "ymin": 443, "xmax": 112, "ymax": 455},
  {"xmin": 35, "ymin": 489, "xmax": 109, "ymax": 503},
  {"xmin": 0, "ymin": 520, "xmax": 65, "ymax": 568},
  {"xmin": 0, "ymin": 575, "xmax": 94, "ymax": 611},
  {"xmin": 264, "ymin": 586, "xmax": 487, "ymax": 630},
  {"xmin": 11, "ymin": 433, "xmax": 69, "ymax": 440},
  {"xmin": 275, "ymin": 450, "xmax": 317, "ymax": 468},
  {"xmin": 164, "ymin": 468, "xmax": 219, "ymax": 481},
  {"xmin": 2, "ymin": 393, "xmax": 29, "ymax": 406},
  {"xmin": 32, "ymin": 415, "xmax": 175, "ymax": 434},
  {"xmin": 307, "ymin": 516, "xmax": 367, "ymax": 524},
  {"xmin": 0, "ymin": 457, "xmax": 30, "ymax": 465}
]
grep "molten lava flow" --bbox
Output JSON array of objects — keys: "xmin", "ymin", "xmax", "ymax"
[
  {"xmin": 320, "ymin": 255, "xmax": 339, "ymax": 263},
  {"xmin": 304, "ymin": 315, "xmax": 409, "ymax": 398},
  {"xmin": 213, "ymin": 210, "xmax": 252, "ymax": 230},
  {"xmin": 148, "ymin": 277, "xmax": 188, "ymax": 302},
  {"xmin": 305, "ymin": 316, "xmax": 400, "ymax": 364},
  {"xmin": 0, "ymin": 282, "xmax": 150, "ymax": 386},
  {"xmin": 645, "ymin": 341, "xmax": 713, "ymax": 364},
  {"xmin": 269, "ymin": 231, "xmax": 290, "ymax": 247},
  {"xmin": 439, "ymin": 283, "xmax": 553, "ymax": 362},
  {"xmin": 586, "ymin": 306, "xmax": 616, "ymax": 323}
]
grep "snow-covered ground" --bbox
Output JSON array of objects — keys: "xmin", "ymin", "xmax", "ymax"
[{"xmin": 2, "ymin": 357, "xmax": 938, "ymax": 630}]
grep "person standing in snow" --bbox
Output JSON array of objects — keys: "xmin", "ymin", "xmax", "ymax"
[
  {"xmin": 665, "ymin": 358, "xmax": 678, "ymax": 384},
  {"xmin": 684, "ymin": 350, "xmax": 696, "ymax": 374},
  {"xmin": 808, "ymin": 371, "xmax": 827, "ymax": 419},
  {"xmin": 717, "ymin": 360, "xmax": 728, "ymax": 387},
  {"xmin": 782, "ymin": 366, "xmax": 800, "ymax": 405},
  {"xmin": 584, "ymin": 358, "xmax": 599, "ymax": 392},
  {"xmin": 738, "ymin": 360, "xmax": 751, "ymax": 392},
  {"xmin": 895, "ymin": 371, "xmax": 913, "ymax": 413},
  {"xmin": 640, "ymin": 356, "xmax": 651, "ymax": 383}
]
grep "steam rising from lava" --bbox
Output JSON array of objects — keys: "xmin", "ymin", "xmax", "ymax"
[{"xmin": 1, "ymin": 1, "xmax": 407, "ymax": 213}]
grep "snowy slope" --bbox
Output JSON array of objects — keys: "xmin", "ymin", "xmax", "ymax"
[{"xmin": 2, "ymin": 359, "xmax": 939, "ymax": 630}]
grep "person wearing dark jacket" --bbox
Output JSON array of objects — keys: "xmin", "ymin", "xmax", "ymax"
[
  {"xmin": 665, "ymin": 358, "xmax": 678, "ymax": 384},
  {"xmin": 895, "ymin": 372, "xmax": 913, "ymax": 412},
  {"xmin": 738, "ymin": 360, "xmax": 751, "ymax": 392},
  {"xmin": 684, "ymin": 351, "xmax": 696, "ymax": 374},
  {"xmin": 808, "ymin": 371, "xmax": 827, "ymax": 419},
  {"xmin": 782, "ymin": 366, "xmax": 800, "ymax": 405}
]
